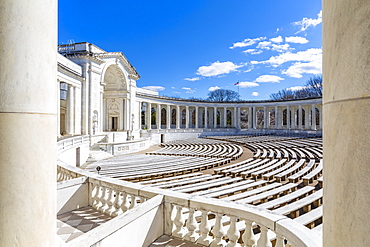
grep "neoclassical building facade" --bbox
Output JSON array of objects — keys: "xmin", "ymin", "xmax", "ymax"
[{"xmin": 58, "ymin": 42, "xmax": 322, "ymax": 147}]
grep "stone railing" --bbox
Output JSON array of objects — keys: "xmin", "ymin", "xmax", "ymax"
[
  {"xmin": 57, "ymin": 163, "xmax": 322, "ymax": 247},
  {"xmin": 57, "ymin": 135, "xmax": 89, "ymax": 154}
]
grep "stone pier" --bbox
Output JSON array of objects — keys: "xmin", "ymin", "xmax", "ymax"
[{"xmin": 0, "ymin": 0, "xmax": 57, "ymax": 245}]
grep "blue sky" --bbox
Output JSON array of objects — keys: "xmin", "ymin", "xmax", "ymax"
[{"xmin": 59, "ymin": 0, "xmax": 322, "ymax": 100}]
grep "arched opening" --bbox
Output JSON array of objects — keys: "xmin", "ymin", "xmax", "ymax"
[
  {"xmin": 226, "ymin": 110, "xmax": 232, "ymax": 127},
  {"xmin": 257, "ymin": 109, "xmax": 264, "ymax": 128},
  {"xmin": 217, "ymin": 110, "xmax": 221, "ymax": 127},
  {"xmin": 181, "ymin": 109, "xmax": 186, "ymax": 127},
  {"xmin": 171, "ymin": 109, "xmax": 176, "ymax": 126},
  {"xmin": 191, "ymin": 109, "xmax": 196, "ymax": 128},
  {"xmin": 161, "ymin": 108, "xmax": 167, "ymax": 128},
  {"xmin": 269, "ymin": 109, "xmax": 275, "ymax": 127},
  {"xmin": 240, "ymin": 109, "xmax": 248, "ymax": 129},
  {"xmin": 151, "ymin": 107, "xmax": 156, "ymax": 127}
]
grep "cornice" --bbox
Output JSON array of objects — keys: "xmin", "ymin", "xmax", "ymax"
[
  {"xmin": 94, "ymin": 52, "xmax": 140, "ymax": 80},
  {"xmin": 64, "ymin": 54, "xmax": 105, "ymax": 65}
]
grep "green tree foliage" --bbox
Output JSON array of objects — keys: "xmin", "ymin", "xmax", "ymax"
[{"xmin": 207, "ymin": 89, "xmax": 240, "ymax": 102}]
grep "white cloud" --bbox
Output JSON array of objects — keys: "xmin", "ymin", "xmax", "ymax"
[
  {"xmin": 230, "ymin": 37, "xmax": 266, "ymax": 49},
  {"xmin": 256, "ymin": 48, "xmax": 322, "ymax": 67},
  {"xmin": 270, "ymin": 36, "xmax": 283, "ymax": 43},
  {"xmin": 171, "ymin": 87, "xmax": 175, "ymax": 89},
  {"xmin": 285, "ymin": 36, "xmax": 309, "ymax": 44},
  {"xmin": 197, "ymin": 61, "xmax": 243, "ymax": 77},
  {"xmin": 293, "ymin": 10, "xmax": 322, "ymax": 33},
  {"xmin": 255, "ymin": 75, "xmax": 284, "ymax": 83},
  {"xmin": 256, "ymin": 41, "xmax": 272, "ymax": 50},
  {"xmin": 172, "ymin": 91, "xmax": 181, "ymax": 94},
  {"xmin": 182, "ymin": 87, "xmax": 196, "ymax": 93},
  {"xmin": 184, "ymin": 77, "xmax": 200, "ymax": 81},
  {"xmin": 243, "ymin": 49, "xmax": 263, "ymax": 55},
  {"xmin": 271, "ymin": 44, "xmax": 292, "ymax": 53},
  {"xmin": 287, "ymin": 86, "xmax": 307, "ymax": 91},
  {"xmin": 142, "ymin": 86, "xmax": 165, "ymax": 92},
  {"xmin": 251, "ymin": 92, "xmax": 259, "ymax": 96},
  {"xmin": 208, "ymin": 86, "xmax": 221, "ymax": 91},
  {"xmin": 282, "ymin": 60, "xmax": 322, "ymax": 78},
  {"xmin": 239, "ymin": 81, "xmax": 259, "ymax": 88}
]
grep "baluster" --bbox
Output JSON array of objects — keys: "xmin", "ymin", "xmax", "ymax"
[
  {"xmin": 210, "ymin": 213, "xmax": 227, "ymax": 247},
  {"xmin": 109, "ymin": 189, "xmax": 120, "ymax": 216},
  {"xmin": 172, "ymin": 205, "xmax": 187, "ymax": 238},
  {"xmin": 227, "ymin": 216, "xmax": 240, "ymax": 247},
  {"xmin": 103, "ymin": 188, "xmax": 114, "ymax": 214},
  {"xmin": 185, "ymin": 208, "xmax": 199, "ymax": 242},
  {"xmin": 196, "ymin": 210, "xmax": 213, "ymax": 246},
  {"xmin": 242, "ymin": 220, "xmax": 256, "ymax": 247},
  {"xmin": 90, "ymin": 183, "xmax": 99, "ymax": 208},
  {"xmin": 120, "ymin": 192, "xmax": 130, "ymax": 213},
  {"xmin": 96, "ymin": 186, "xmax": 106, "ymax": 212},
  {"xmin": 257, "ymin": 226, "xmax": 272, "ymax": 247},
  {"xmin": 129, "ymin": 194, "xmax": 137, "ymax": 209},
  {"xmin": 275, "ymin": 234, "xmax": 285, "ymax": 247}
]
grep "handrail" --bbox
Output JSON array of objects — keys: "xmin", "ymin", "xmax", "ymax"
[
  {"xmin": 57, "ymin": 162, "xmax": 322, "ymax": 247},
  {"xmin": 57, "ymin": 135, "xmax": 89, "ymax": 154}
]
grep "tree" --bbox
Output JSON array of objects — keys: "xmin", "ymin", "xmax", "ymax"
[
  {"xmin": 269, "ymin": 75, "xmax": 322, "ymax": 100},
  {"xmin": 207, "ymin": 89, "xmax": 240, "ymax": 102}
]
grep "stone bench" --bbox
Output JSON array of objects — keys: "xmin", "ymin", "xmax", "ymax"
[
  {"xmin": 302, "ymin": 160, "xmax": 323, "ymax": 185},
  {"xmin": 237, "ymin": 183, "xmax": 298, "ymax": 204},
  {"xmin": 224, "ymin": 182, "xmax": 282, "ymax": 201},
  {"xmin": 288, "ymin": 159, "xmax": 316, "ymax": 183},
  {"xmin": 273, "ymin": 189, "xmax": 323, "ymax": 218},
  {"xmin": 258, "ymin": 185, "xmax": 315, "ymax": 210}
]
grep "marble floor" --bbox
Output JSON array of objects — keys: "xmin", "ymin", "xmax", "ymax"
[{"xmin": 57, "ymin": 206, "xmax": 113, "ymax": 242}]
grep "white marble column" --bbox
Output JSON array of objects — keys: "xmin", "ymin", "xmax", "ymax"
[
  {"xmin": 120, "ymin": 99, "xmax": 125, "ymax": 130},
  {"xmin": 323, "ymin": 1, "xmax": 370, "ymax": 245},
  {"xmin": 57, "ymin": 80, "xmax": 61, "ymax": 137},
  {"xmin": 214, "ymin": 107, "xmax": 217, "ymax": 128},
  {"xmin": 286, "ymin": 105, "xmax": 291, "ymax": 129},
  {"xmin": 66, "ymin": 85, "xmax": 74, "ymax": 135},
  {"xmin": 319, "ymin": 105, "xmax": 322, "ymax": 129},
  {"xmin": 275, "ymin": 106, "xmax": 279, "ymax": 129},
  {"xmin": 304, "ymin": 106, "xmax": 309, "ymax": 129},
  {"xmin": 185, "ymin": 106, "xmax": 189, "ymax": 128},
  {"xmin": 0, "ymin": 0, "xmax": 57, "ymax": 245},
  {"xmin": 166, "ymin": 105, "xmax": 171, "ymax": 129},
  {"xmin": 156, "ymin": 104, "xmax": 161, "ymax": 129},
  {"xmin": 146, "ymin": 102, "xmax": 152, "ymax": 130},
  {"xmin": 195, "ymin": 106, "xmax": 198, "ymax": 129},
  {"xmin": 253, "ymin": 107, "xmax": 257, "ymax": 129},
  {"xmin": 204, "ymin": 107, "xmax": 208, "ymax": 129},
  {"xmin": 263, "ymin": 106, "xmax": 268, "ymax": 129},
  {"xmin": 223, "ymin": 107, "xmax": 227, "ymax": 127},
  {"xmin": 233, "ymin": 107, "xmax": 237, "ymax": 128},
  {"xmin": 176, "ymin": 105, "xmax": 180, "ymax": 129},
  {"xmin": 311, "ymin": 104, "xmax": 316, "ymax": 130}
]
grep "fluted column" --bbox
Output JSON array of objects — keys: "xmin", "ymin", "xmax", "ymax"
[
  {"xmin": 323, "ymin": 1, "xmax": 370, "ymax": 246},
  {"xmin": 185, "ymin": 106, "xmax": 189, "ymax": 128},
  {"xmin": 176, "ymin": 105, "xmax": 180, "ymax": 129},
  {"xmin": 214, "ymin": 107, "xmax": 217, "ymax": 128},
  {"xmin": 156, "ymin": 104, "xmax": 161, "ymax": 129},
  {"xmin": 286, "ymin": 105, "xmax": 291, "ymax": 129},
  {"xmin": 195, "ymin": 106, "xmax": 198, "ymax": 129},
  {"xmin": 204, "ymin": 107, "xmax": 208, "ymax": 128},
  {"xmin": 263, "ymin": 106, "xmax": 268, "ymax": 129},
  {"xmin": 67, "ymin": 85, "xmax": 74, "ymax": 135},
  {"xmin": 0, "ymin": 0, "xmax": 57, "ymax": 245},
  {"xmin": 298, "ymin": 105, "xmax": 303, "ymax": 130},
  {"xmin": 253, "ymin": 107, "xmax": 257, "ymax": 129},
  {"xmin": 166, "ymin": 105, "xmax": 171, "ymax": 129},
  {"xmin": 311, "ymin": 104, "xmax": 316, "ymax": 130},
  {"xmin": 146, "ymin": 102, "xmax": 152, "ymax": 130},
  {"xmin": 304, "ymin": 106, "xmax": 309, "ymax": 129},
  {"xmin": 275, "ymin": 106, "xmax": 279, "ymax": 129}
]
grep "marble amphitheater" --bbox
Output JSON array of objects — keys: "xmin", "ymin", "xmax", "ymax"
[{"xmin": 1, "ymin": 1, "xmax": 369, "ymax": 246}]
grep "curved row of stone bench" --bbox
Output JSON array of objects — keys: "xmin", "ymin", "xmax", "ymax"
[{"xmin": 147, "ymin": 140, "xmax": 243, "ymax": 160}]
